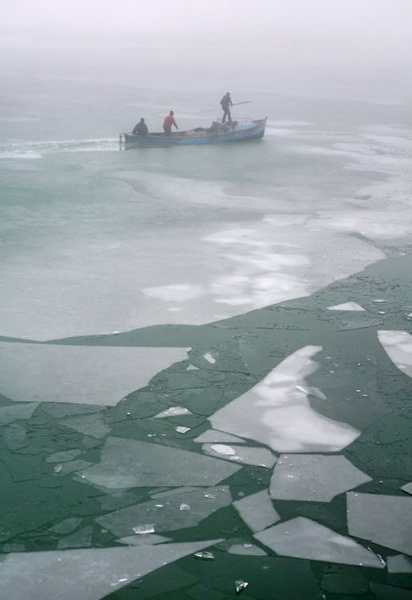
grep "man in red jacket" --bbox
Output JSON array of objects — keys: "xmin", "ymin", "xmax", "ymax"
[{"xmin": 163, "ymin": 111, "xmax": 178, "ymax": 135}]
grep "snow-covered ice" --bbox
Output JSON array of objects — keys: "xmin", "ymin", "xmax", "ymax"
[{"xmin": 210, "ymin": 346, "xmax": 360, "ymax": 452}]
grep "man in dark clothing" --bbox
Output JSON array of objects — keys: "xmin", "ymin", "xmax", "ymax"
[
  {"xmin": 133, "ymin": 118, "xmax": 149, "ymax": 136},
  {"xmin": 220, "ymin": 92, "xmax": 233, "ymax": 123}
]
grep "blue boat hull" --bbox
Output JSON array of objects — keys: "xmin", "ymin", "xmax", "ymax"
[{"xmin": 120, "ymin": 118, "xmax": 267, "ymax": 148}]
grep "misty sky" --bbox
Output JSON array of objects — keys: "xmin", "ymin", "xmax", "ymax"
[{"xmin": 2, "ymin": 0, "xmax": 411, "ymax": 67}]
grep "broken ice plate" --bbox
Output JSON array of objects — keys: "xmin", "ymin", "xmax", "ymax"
[{"xmin": 194, "ymin": 551, "xmax": 215, "ymax": 560}]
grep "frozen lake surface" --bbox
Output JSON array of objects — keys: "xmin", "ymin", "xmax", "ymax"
[{"xmin": 1, "ymin": 77, "xmax": 412, "ymax": 599}]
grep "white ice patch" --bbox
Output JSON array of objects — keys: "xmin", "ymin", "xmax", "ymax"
[
  {"xmin": 154, "ymin": 406, "xmax": 192, "ymax": 418},
  {"xmin": 270, "ymin": 455, "xmax": 371, "ymax": 502},
  {"xmin": 0, "ymin": 540, "xmax": 221, "ymax": 600},
  {"xmin": 254, "ymin": 517, "xmax": 384, "ymax": 568},
  {"xmin": 202, "ymin": 444, "xmax": 277, "ymax": 468},
  {"xmin": 203, "ymin": 352, "xmax": 216, "ymax": 364},
  {"xmin": 327, "ymin": 302, "xmax": 365, "ymax": 311},
  {"xmin": 233, "ymin": 491, "xmax": 280, "ymax": 533},
  {"xmin": 194, "ymin": 430, "xmax": 246, "ymax": 444},
  {"xmin": 210, "ymin": 346, "xmax": 360, "ymax": 453},
  {"xmin": 78, "ymin": 437, "xmax": 241, "ymax": 489},
  {"xmin": 142, "ymin": 284, "xmax": 205, "ymax": 302},
  {"xmin": 378, "ymin": 330, "xmax": 412, "ymax": 378},
  {"xmin": 96, "ymin": 486, "xmax": 232, "ymax": 536},
  {"xmin": 0, "ymin": 342, "xmax": 187, "ymax": 406},
  {"xmin": 347, "ymin": 492, "xmax": 412, "ymax": 556}
]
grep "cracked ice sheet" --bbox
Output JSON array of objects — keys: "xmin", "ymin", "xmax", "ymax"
[
  {"xmin": 0, "ymin": 540, "xmax": 220, "ymax": 600},
  {"xmin": 378, "ymin": 331, "xmax": 412, "ymax": 378},
  {"xmin": 0, "ymin": 342, "xmax": 187, "ymax": 405},
  {"xmin": 202, "ymin": 443, "xmax": 276, "ymax": 468},
  {"xmin": 347, "ymin": 492, "xmax": 412, "ymax": 555},
  {"xmin": 233, "ymin": 491, "xmax": 280, "ymax": 533},
  {"xmin": 0, "ymin": 403, "xmax": 39, "ymax": 425},
  {"xmin": 96, "ymin": 486, "xmax": 232, "ymax": 536},
  {"xmin": 254, "ymin": 517, "xmax": 384, "ymax": 568},
  {"xmin": 79, "ymin": 437, "xmax": 241, "ymax": 489},
  {"xmin": 270, "ymin": 455, "xmax": 371, "ymax": 502},
  {"xmin": 210, "ymin": 346, "xmax": 360, "ymax": 453}
]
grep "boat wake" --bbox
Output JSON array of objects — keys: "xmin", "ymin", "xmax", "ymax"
[{"xmin": 0, "ymin": 137, "xmax": 119, "ymax": 159}]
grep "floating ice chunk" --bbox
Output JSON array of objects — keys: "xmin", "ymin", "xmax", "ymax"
[
  {"xmin": 194, "ymin": 551, "xmax": 215, "ymax": 560},
  {"xmin": 0, "ymin": 342, "xmax": 187, "ymax": 405},
  {"xmin": 60, "ymin": 413, "xmax": 111, "ymax": 439},
  {"xmin": 0, "ymin": 540, "xmax": 221, "ymax": 600},
  {"xmin": 235, "ymin": 579, "xmax": 249, "ymax": 594},
  {"xmin": 327, "ymin": 302, "xmax": 365, "ymax": 311},
  {"xmin": 209, "ymin": 444, "xmax": 236, "ymax": 456},
  {"xmin": 270, "ymin": 455, "xmax": 371, "ymax": 502},
  {"xmin": 194, "ymin": 430, "xmax": 246, "ymax": 444},
  {"xmin": 154, "ymin": 406, "xmax": 192, "ymax": 418},
  {"xmin": 49, "ymin": 518, "xmax": 82, "ymax": 535},
  {"xmin": 401, "ymin": 482, "xmax": 412, "ymax": 495},
  {"xmin": 347, "ymin": 492, "xmax": 412, "ymax": 555},
  {"xmin": 387, "ymin": 554, "xmax": 412, "ymax": 573},
  {"xmin": 378, "ymin": 331, "xmax": 412, "ymax": 378},
  {"xmin": 57, "ymin": 526, "xmax": 93, "ymax": 549},
  {"xmin": 233, "ymin": 490, "xmax": 280, "ymax": 532},
  {"xmin": 46, "ymin": 449, "xmax": 82, "ymax": 464},
  {"xmin": 203, "ymin": 352, "xmax": 216, "ymax": 364},
  {"xmin": 210, "ymin": 346, "xmax": 360, "ymax": 453},
  {"xmin": 254, "ymin": 517, "xmax": 384, "ymax": 568},
  {"xmin": 132, "ymin": 524, "xmax": 155, "ymax": 534},
  {"xmin": 186, "ymin": 364, "xmax": 199, "ymax": 370},
  {"xmin": 0, "ymin": 403, "xmax": 39, "ymax": 426},
  {"xmin": 202, "ymin": 444, "xmax": 276, "ymax": 468},
  {"xmin": 116, "ymin": 534, "xmax": 171, "ymax": 546},
  {"xmin": 79, "ymin": 437, "xmax": 240, "ymax": 489},
  {"xmin": 228, "ymin": 544, "xmax": 267, "ymax": 556},
  {"xmin": 53, "ymin": 460, "xmax": 93, "ymax": 476},
  {"xmin": 96, "ymin": 486, "xmax": 232, "ymax": 536},
  {"xmin": 175, "ymin": 426, "xmax": 191, "ymax": 434}
]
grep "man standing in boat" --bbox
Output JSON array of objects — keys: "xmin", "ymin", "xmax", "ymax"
[
  {"xmin": 220, "ymin": 92, "xmax": 233, "ymax": 123},
  {"xmin": 163, "ymin": 111, "xmax": 178, "ymax": 136}
]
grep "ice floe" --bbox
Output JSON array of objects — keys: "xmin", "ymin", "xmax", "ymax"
[
  {"xmin": 227, "ymin": 543, "xmax": 267, "ymax": 556},
  {"xmin": 270, "ymin": 455, "xmax": 371, "ymax": 502},
  {"xmin": 194, "ymin": 430, "xmax": 246, "ymax": 444},
  {"xmin": 347, "ymin": 492, "xmax": 412, "ymax": 555},
  {"xmin": 116, "ymin": 534, "xmax": 171, "ymax": 546},
  {"xmin": 327, "ymin": 302, "xmax": 365, "ymax": 311},
  {"xmin": 401, "ymin": 482, "xmax": 412, "ymax": 495},
  {"xmin": 79, "ymin": 437, "xmax": 241, "ymax": 489},
  {"xmin": 0, "ymin": 403, "xmax": 39, "ymax": 426},
  {"xmin": 254, "ymin": 517, "xmax": 384, "ymax": 568},
  {"xmin": 202, "ymin": 443, "xmax": 277, "ymax": 468},
  {"xmin": 233, "ymin": 490, "xmax": 280, "ymax": 532},
  {"xmin": 96, "ymin": 486, "xmax": 232, "ymax": 536},
  {"xmin": 60, "ymin": 413, "xmax": 111, "ymax": 439},
  {"xmin": 378, "ymin": 330, "xmax": 412, "ymax": 378},
  {"xmin": 0, "ymin": 342, "xmax": 187, "ymax": 406},
  {"xmin": 0, "ymin": 540, "xmax": 220, "ymax": 600},
  {"xmin": 210, "ymin": 346, "xmax": 360, "ymax": 452},
  {"xmin": 387, "ymin": 554, "xmax": 412, "ymax": 573}
]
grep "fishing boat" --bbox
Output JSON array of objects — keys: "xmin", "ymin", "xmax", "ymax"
[{"xmin": 119, "ymin": 118, "xmax": 267, "ymax": 148}]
